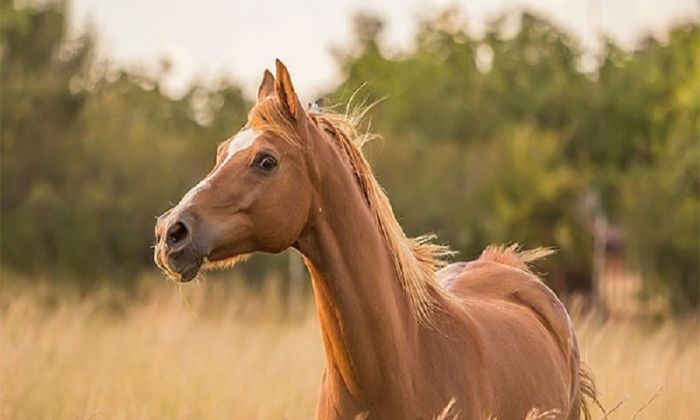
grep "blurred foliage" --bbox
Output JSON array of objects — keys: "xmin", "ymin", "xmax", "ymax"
[
  {"xmin": 1, "ymin": 0, "xmax": 253, "ymax": 282},
  {"xmin": 1, "ymin": 2, "xmax": 698, "ymax": 311},
  {"xmin": 332, "ymin": 10, "xmax": 699, "ymax": 310}
]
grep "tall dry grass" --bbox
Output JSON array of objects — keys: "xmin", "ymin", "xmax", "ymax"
[
  {"xmin": 1, "ymin": 275, "xmax": 698, "ymax": 419},
  {"xmin": 575, "ymin": 313, "xmax": 699, "ymax": 419}
]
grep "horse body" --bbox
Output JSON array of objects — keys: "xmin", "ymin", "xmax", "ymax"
[
  {"xmin": 294, "ymin": 123, "xmax": 582, "ymax": 418},
  {"xmin": 314, "ymin": 260, "xmax": 580, "ymax": 420},
  {"xmin": 303, "ymin": 176, "xmax": 581, "ymax": 419},
  {"xmin": 153, "ymin": 60, "xmax": 595, "ymax": 420}
]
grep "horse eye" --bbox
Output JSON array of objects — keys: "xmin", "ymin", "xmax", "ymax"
[{"xmin": 253, "ymin": 153, "xmax": 278, "ymax": 172}]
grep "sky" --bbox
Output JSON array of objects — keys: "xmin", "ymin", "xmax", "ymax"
[{"xmin": 69, "ymin": 0, "xmax": 700, "ymax": 100}]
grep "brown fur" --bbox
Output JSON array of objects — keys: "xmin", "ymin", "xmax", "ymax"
[
  {"xmin": 154, "ymin": 60, "xmax": 598, "ymax": 419},
  {"xmin": 477, "ymin": 244, "xmax": 599, "ymax": 420}
]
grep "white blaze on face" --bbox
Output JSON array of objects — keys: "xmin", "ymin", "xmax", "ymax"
[
  {"xmin": 225, "ymin": 129, "xmax": 257, "ymax": 162},
  {"xmin": 177, "ymin": 128, "xmax": 259, "ymax": 207}
]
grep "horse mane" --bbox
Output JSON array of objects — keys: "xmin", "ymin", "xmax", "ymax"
[{"xmin": 249, "ymin": 96, "xmax": 454, "ymax": 325}]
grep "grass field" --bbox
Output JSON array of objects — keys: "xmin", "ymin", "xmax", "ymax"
[{"xmin": 1, "ymin": 275, "xmax": 698, "ymax": 420}]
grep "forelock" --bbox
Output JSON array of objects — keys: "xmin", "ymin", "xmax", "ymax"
[{"xmin": 248, "ymin": 97, "xmax": 301, "ymax": 145}]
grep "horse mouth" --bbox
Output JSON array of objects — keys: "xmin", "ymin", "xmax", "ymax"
[
  {"xmin": 154, "ymin": 249, "xmax": 204, "ymax": 283},
  {"xmin": 154, "ymin": 246, "xmax": 249, "ymax": 283},
  {"xmin": 177, "ymin": 258, "xmax": 204, "ymax": 282},
  {"xmin": 168, "ymin": 254, "xmax": 247, "ymax": 282}
]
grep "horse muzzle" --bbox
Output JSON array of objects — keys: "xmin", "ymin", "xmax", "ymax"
[{"xmin": 154, "ymin": 209, "xmax": 207, "ymax": 282}]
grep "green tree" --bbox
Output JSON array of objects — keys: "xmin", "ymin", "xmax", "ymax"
[{"xmin": 0, "ymin": 1, "xmax": 252, "ymax": 284}]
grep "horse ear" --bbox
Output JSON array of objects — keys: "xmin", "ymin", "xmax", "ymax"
[
  {"xmin": 274, "ymin": 59, "xmax": 302, "ymax": 120},
  {"xmin": 257, "ymin": 69, "xmax": 274, "ymax": 103}
]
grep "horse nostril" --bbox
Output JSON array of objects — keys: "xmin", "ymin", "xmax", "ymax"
[{"xmin": 167, "ymin": 221, "xmax": 189, "ymax": 248}]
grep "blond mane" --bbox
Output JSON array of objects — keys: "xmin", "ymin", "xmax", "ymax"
[{"xmin": 249, "ymin": 96, "xmax": 454, "ymax": 324}]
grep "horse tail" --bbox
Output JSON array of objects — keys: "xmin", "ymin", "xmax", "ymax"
[
  {"xmin": 578, "ymin": 361, "xmax": 603, "ymax": 420},
  {"xmin": 578, "ymin": 362, "xmax": 595, "ymax": 420},
  {"xmin": 478, "ymin": 243, "xmax": 555, "ymax": 274}
]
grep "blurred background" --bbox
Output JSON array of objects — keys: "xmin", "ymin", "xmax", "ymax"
[{"xmin": 1, "ymin": 0, "xmax": 699, "ymax": 419}]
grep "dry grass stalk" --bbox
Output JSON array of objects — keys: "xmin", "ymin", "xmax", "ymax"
[{"xmin": 1, "ymin": 278, "xmax": 698, "ymax": 420}]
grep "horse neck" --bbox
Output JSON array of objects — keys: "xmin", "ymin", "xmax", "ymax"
[{"xmin": 296, "ymin": 141, "xmax": 419, "ymax": 404}]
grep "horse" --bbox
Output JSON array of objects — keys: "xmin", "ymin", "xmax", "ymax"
[{"xmin": 154, "ymin": 59, "xmax": 597, "ymax": 420}]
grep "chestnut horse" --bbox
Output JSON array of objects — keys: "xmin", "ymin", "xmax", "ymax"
[{"xmin": 154, "ymin": 60, "xmax": 597, "ymax": 419}]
